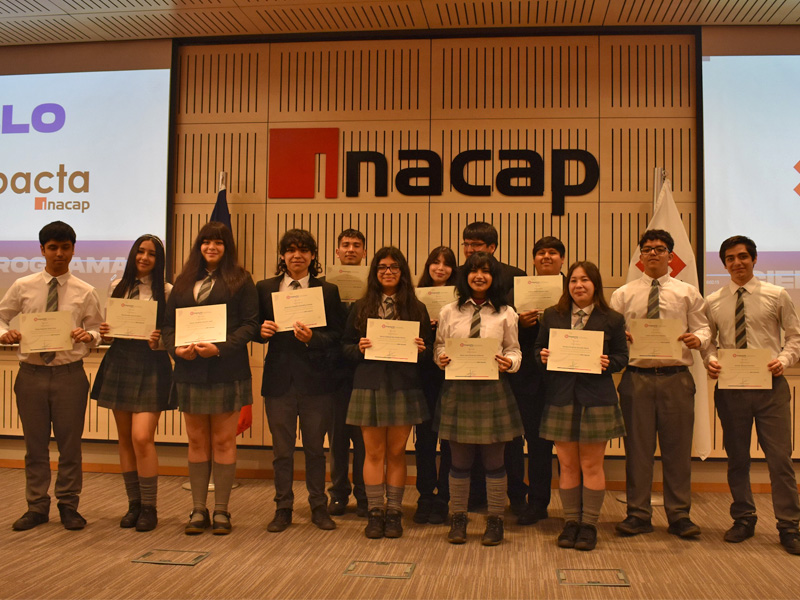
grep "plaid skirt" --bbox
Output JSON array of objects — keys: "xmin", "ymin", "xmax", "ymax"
[
  {"xmin": 435, "ymin": 379, "xmax": 524, "ymax": 444},
  {"xmin": 539, "ymin": 400, "xmax": 626, "ymax": 443},
  {"xmin": 347, "ymin": 385, "xmax": 429, "ymax": 427},
  {"xmin": 173, "ymin": 378, "xmax": 253, "ymax": 415},
  {"xmin": 92, "ymin": 339, "xmax": 175, "ymax": 412}
]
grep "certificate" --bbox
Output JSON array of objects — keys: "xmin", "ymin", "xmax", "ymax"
[
  {"xmin": 272, "ymin": 287, "xmax": 327, "ymax": 332},
  {"xmin": 415, "ymin": 286, "xmax": 456, "ymax": 321},
  {"xmin": 718, "ymin": 348, "xmax": 772, "ymax": 390},
  {"xmin": 514, "ymin": 275, "xmax": 562, "ymax": 313},
  {"xmin": 546, "ymin": 328, "xmax": 604, "ymax": 374},
  {"xmin": 175, "ymin": 304, "xmax": 227, "ymax": 346},
  {"xmin": 628, "ymin": 318, "xmax": 684, "ymax": 360},
  {"xmin": 19, "ymin": 311, "xmax": 73, "ymax": 354},
  {"xmin": 324, "ymin": 265, "xmax": 369, "ymax": 303},
  {"xmin": 364, "ymin": 318, "xmax": 419, "ymax": 363},
  {"xmin": 444, "ymin": 337, "xmax": 500, "ymax": 380},
  {"xmin": 106, "ymin": 297, "xmax": 157, "ymax": 340}
]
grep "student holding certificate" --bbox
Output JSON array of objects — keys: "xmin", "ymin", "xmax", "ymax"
[
  {"xmin": 162, "ymin": 222, "xmax": 259, "ymax": 536},
  {"xmin": 343, "ymin": 247, "xmax": 432, "ymax": 539},
  {"xmin": 434, "ymin": 252, "xmax": 523, "ymax": 546},
  {"xmin": 414, "ymin": 246, "xmax": 458, "ymax": 525},
  {"xmin": 535, "ymin": 261, "xmax": 628, "ymax": 551},
  {"xmin": 90, "ymin": 235, "xmax": 173, "ymax": 532}
]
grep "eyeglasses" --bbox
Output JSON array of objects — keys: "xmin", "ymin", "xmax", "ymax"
[
  {"xmin": 640, "ymin": 246, "xmax": 669, "ymax": 255},
  {"xmin": 462, "ymin": 242, "xmax": 487, "ymax": 249},
  {"xmin": 377, "ymin": 264, "xmax": 401, "ymax": 274}
]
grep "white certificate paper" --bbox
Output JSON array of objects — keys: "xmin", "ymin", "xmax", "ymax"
[
  {"xmin": 106, "ymin": 297, "xmax": 157, "ymax": 340},
  {"xmin": 629, "ymin": 318, "xmax": 684, "ymax": 360},
  {"xmin": 324, "ymin": 265, "xmax": 369, "ymax": 303},
  {"xmin": 364, "ymin": 318, "xmax": 419, "ymax": 363},
  {"xmin": 19, "ymin": 311, "xmax": 73, "ymax": 354},
  {"xmin": 547, "ymin": 328, "xmax": 604, "ymax": 374},
  {"xmin": 718, "ymin": 348, "xmax": 773, "ymax": 390},
  {"xmin": 175, "ymin": 304, "xmax": 227, "ymax": 346},
  {"xmin": 444, "ymin": 337, "xmax": 500, "ymax": 380},
  {"xmin": 415, "ymin": 286, "xmax": 456, "ymax": 321},
  {"xmin": 514, "ymin": 275, "xmax": 563, "ymax": 313},
  {"xmin": 272, "ymin": 287, "xmax": 327, "ymax": 332}
]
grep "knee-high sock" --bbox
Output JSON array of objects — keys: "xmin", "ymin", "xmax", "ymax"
[
  {"xmin": 448, "ymin": 466, "xmax": 471, "ymax": 514},
  {"xmin": 581, "ymin": 486, "xmax": 605, "ymax": 526},
  {"xmin": 365, "ymin": 484, "xmax": 385, "ymax": 511},
  {"xmin": 486, "ymin": 466, "xmax": 507, "ymax": 517},
  {"xmin": 138, "ymin": 475, "xmax": 158, "ymax": 507},
  {"xmin": 122, "ymin": 471, "xmax": 140, "ymax": 503},
  {"xmin": 559, "ymin": 485, "xmax": 582, "ymax": 523},
  {"xmin": 188, "ymin": 461, "xmax": 211, "ymax": 512},
  {"xmin": 386, "ymin": 485, "xmax": 404, "ymax": 512},
  {"xmin": 213, "ymin": 462, "xmax": 237, "ymax": 513}
]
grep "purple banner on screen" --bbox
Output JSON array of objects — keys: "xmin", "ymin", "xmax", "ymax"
[{"xmin": 706, "ymin": 251, "xmax": 800, "ymax": 307}]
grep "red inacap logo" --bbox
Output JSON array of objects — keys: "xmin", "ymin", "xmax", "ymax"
[{"xmin": 268, "ymin": 128, "xmax": 339, "ymax": 199}]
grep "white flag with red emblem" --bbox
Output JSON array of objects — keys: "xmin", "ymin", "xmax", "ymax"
[{"xmin": 625, "ymin": 179, "xmax": 711, "ymax": 459}]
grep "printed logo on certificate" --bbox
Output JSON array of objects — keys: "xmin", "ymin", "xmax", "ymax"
[
  {"xmin": 546, "ymin": 328, "xmax": 603, "ymax": 374},
  {"xmin": 364, "ymin": 318, "xmax": 419, "ymax": 363},
  {"xmin": 272, "ymin": 287, "xmax": 327, "ymax": 332},
  {"xmin": 19, "ymin": 311, "xmax": 73, "ymax": 354},
  {"xmin": 717, "ymin": 348, "xmax": 772, "ymax": 390}
]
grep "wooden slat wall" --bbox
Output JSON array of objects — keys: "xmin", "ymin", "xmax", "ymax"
[{"xmin": 2, "ymin": 33, "xmax": 798, "ymax": 462}]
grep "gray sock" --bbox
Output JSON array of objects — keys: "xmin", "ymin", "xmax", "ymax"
[
  {"xmin": 365, "ymin": 484, "xmax": 385, "ymax": 511},
  {"xmin": 485, "ymin": 467, "xmax": 507, "ymax": 517},
  {"xmin": 138, "ymin": 475, "xmax": 158, "ymax": 507},
  {"xmin": 448, "ymin": 468, "xmax": 470, "ymax": 514},
  {"xmin": 213, "ymin": 462, "xmax": 237, "ymax": 513},
  {"xmin": 559, "ymin": 486, "xmax": 582, "ymax": 523},
  {"xmin": 122, "ymin": 471, "xmax": 140, "ymax": 503},
  {"xmin": 386, "ymin": 485, "xmax": 404, "ymax": 511},
  {"xmin": 581, "ymin": 487, "xmax": 605, "ymax": 526},
  {"xmin": 188, "ymin": 461, "xmax": 211, "ymax": 512}
]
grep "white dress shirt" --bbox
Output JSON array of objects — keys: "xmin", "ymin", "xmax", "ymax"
[
  {"xmin": 0, "ymin": 270, "xmax": 103, "ymax": 365},
  {"xmin": 610, "ymin": 272, "xmax": 710, "ymax": 367},
  {"xmin": 703, "ymin": 277, "xmax": 800, "ymax": 369},
  {"xmin": 434, "ymin": 299, "xmax": 521, "ymax": 373}
]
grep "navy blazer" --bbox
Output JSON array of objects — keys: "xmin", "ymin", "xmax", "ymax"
[
  {"xmin": 254, "ymin": 275, "xmax": 346, "ymax": 398},
  {"xmin": 163, "ymin": 275, "xmax": 259, "ymax": 385},
  {"xmin": 534, "ymin": 306, "xmax": 628, "ymax": 407},
  {"xmin": 342, "ymin": 298, "xmax": 433, "ymax": 392}
]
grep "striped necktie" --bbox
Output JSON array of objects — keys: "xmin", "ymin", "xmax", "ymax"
[
  {"xmin": 384, "ymin": 297, "xmax": 395, "ymax": 320},
  {"xmin": 289, "ymin": 280, "xmax": 301, "ymax": 290},
  {"xmin": 128, "ymin": 280, "xmax": 141, "ymax": 300},
  {"xmin": 469, "ymin": 304, "xmax": 483, "ymax": 338},
  {"xmin": 574, "ymin": 309, "xmax": 586, "ymax": 330},
  {"xmin": 41, "ymin": 278, "xmax": 59, "ymax": 364},
  {"xmin": 735, "ymin": 287, "xmax": 747, "ymax": 349},
  {"xmin": 196, "ymin": 273, "xmax": 214, "ymax": 304},
  {"xmin": 646, "ymin": 279, "xmax": 660, "ymax": 319}
]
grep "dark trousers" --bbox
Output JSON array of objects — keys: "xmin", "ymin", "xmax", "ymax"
[
  {"xmin": 264, "ymin": 391, "xmax": 332, "ymax": 511},
  {"xmin": 15, "ymin": 361, "xmax": 89, "ymax": 513},
  {"xmin": 619, "ymin": 369, "xmax": 695, "ymax": 523},
  {"xmin": 517, "ymin": 392, "xmax": 555, "ymax": 510},
  {"xmin": 328, "ymin": 385, "xmax": 366, "ymax": 504},
  {"xmin": 715, "ymin": 376, "xmax": 800, "ymax": 531}
]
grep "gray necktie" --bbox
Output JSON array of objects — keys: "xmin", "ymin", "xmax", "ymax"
[
  {"xmin": 574, "ymin": 309, "xmax": 586, "ymax": 330},
  {"xmin": 196, "ymin": 273, "xmax": 213, "ymax": 304},
  {"xmin": 128, "ymin": 280, "xmax": 141, "ymax": 300},
  {"xmin": 647, "ymin": 279, "xmax": 660, "ymax": 319},
  {"xmin": 289, "ymin": 280, "xmax": 301, "ymax": 290},
  {"xmin": 469, "ymin": 304, "xmax": 483, "ymax": 338},
  {"xmin": 384, "ymin": 297, "xmax": 395, "ymax": 320},
  {"xmin": 41, "ymin": 278, "xmax": 59, "ymax": 364},
  {"xmin": 735, "ymin": 287, "xmax": 747, "ymax": 349}
]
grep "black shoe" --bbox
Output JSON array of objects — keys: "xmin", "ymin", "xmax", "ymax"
[
  {"xmin": 58, "ymin": 505, "xmax": 86, "ymax": 530},
  {"xmin": 517, "ymin": 504, "xmax": 548, "ymax": 526},
  {"xmin": 135, "ymin": 505, "xmax": 158, "ymax": 532},
  {"xmin": 668, "ymin": 517, "xmax": 701, "ymax": 538},
  {"xmin": 509, "ymin": 501, "xmax": 527, "ymax": 517},
  {"xmin": 12, "ymin": 511, "xmax": 48, "ymax": 531},
  {"xmin": 267, "ymin": 508, "xmax": 292, "ymax": 533},
  {"xmin": 184, "ymin": 508, "xmax": 210, "ymax": 535},
  {"xmin": 365, "ymin": 508, "xmax": 385, "ymax": 539},
  {"xmin": 312, "ymin": 505, "xmax": 336, "ymax": 530},
  {"xmin": 384, "ymin": 509, "xmax": 403, "ymax": 538},
  {"xmin": 448, "ymin": 512, "xmax": 468, "ymax": 544},
  {"xmin": 212, "ymin": 510, "xmax": 232, "ymax": 535},
  {"xmin": 779, "ymin": 530, "xmax": 800, "ymax": 555},
  {"xmin": 557, "ymin": 521, "xmax": 581, "ymax": 548},
  {"xmin": 328, "ymin": 497, "xmax": 347, "ymax": 516},
  {"xmin": 615, "ymin": 515, "xmax": 654, "ymax": 536},
  {"xmin": 413, "ymin": 499, "xmax": 433, "ymax": 524},
  {"xmin": 724, "ymin": 517, "xmax": 756, "ymax": 543},
  {"xmin": 574, "ymin": 524, "xmax": 598, "ymax": 551},
  {"xmin": 429, "ymin": 501, "xmax": 449, "ymax": 525},
  {"xmin": 120, "ymin": 501, "xmax": 141, "ymax": 528},
  {"xmin": 355, "ymin": 501, "xmax": 369, "ymax": 518},
  {"xmin": 481, "ymin": 515, "xmax": 504, "ymax": 546}
]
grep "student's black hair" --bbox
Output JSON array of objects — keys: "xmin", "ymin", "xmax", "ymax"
[
  {"xmin": 354, "ymin": 246, "xmax": 424, "ymax": 334},
  {"xmin": 173, "ymin": 221, "xmax": 250, "ymax": 295},
  {"xmin": 719, "ymin": 235, "xmax": 757, "ymax": 264},
  {"xmin": 418, "ymin": 246, "xmax": 458, "ymax": 287},
  {"xmin": 337, "ymin": 228, "xmax": 366, "ymax": 246},
  {"xmin": 455, "ymin": 251, "xmax": 507, "ymax": 312},
  {"xmin": 39, "ymin": 221, "xmax": 76, "ymax": 245},
  {"xmin": 532, "ymin": 236, "xmax": 565, "ymax": 258},
  {"xmin": 276, "ymin": 229, "xmax": 321, "ymax": 277},
  {"xmin": 555, "ymin": 261, "xmax": 610, "ymax": 315},
  {"xmin": 112, "ymin": 235, "xmax": 168, "ymax": 327},
  {"xmin": 638, "ymin": 229, "xmax": 675, "ymax": 253},
  {"xmin": 461, "ymin": 221, "xmax": 498, "ymax": 247}
]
